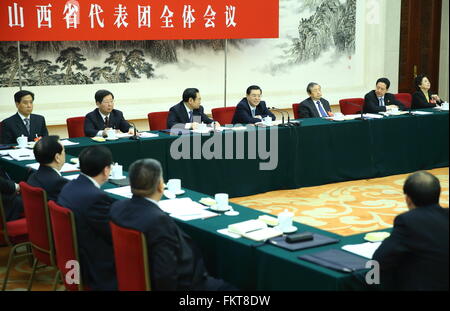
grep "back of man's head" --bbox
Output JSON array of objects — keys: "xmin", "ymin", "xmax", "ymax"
[
  {"xmin": 403, "ymin": 171, "xmax": 441, "ymax": 207},
  {"xmin": 33, "ymin": 135, "xmax": 62, "ymax": 165},
  {"xmin": 129, "ymin": 159, "xmax": 162, "ymax": 197},
  {"xmin": 79, "ymin": 146, "xmax": 113, "ymax": 177}
]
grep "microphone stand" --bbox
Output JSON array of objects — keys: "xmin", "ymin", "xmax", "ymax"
[
  {"xmin": 271, "ymin": 107, "xmax": 300, "ymax": 127},
  {"xmin": 270, "ymin": 107, "xmax": 290, "ymax": 127},
  {"xmin": 128, "ymin": 121, "xmax": 140, "ymax": 140},
  {"xmin": 285, "ymin": 109, "xmax": 301, "ymax": 126},
  {"xmin": 344, "ymin": 101, "xmax": 366, "ymax": 121}
]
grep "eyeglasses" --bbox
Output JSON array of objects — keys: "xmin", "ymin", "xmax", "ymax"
[{"xmin": 102, "ymin": 100, "xmax": 114, "ymax": 104}]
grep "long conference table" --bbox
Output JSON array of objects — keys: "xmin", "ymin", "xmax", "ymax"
[
  {"xmin": 4, "ymin": 109, "xmax": 448, "ymax": 197},
  {"xmin": 1, "ymin": 109, "xmax": 448, "ymax": 290}
]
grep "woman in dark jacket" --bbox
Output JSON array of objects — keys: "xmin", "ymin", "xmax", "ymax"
[{"xmin": 411, "ymin": 74, "xmax": 443, "ymax": 109}]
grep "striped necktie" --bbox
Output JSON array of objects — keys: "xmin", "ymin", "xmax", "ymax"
[
  {"xmin": 317, "ymin": 101, "xmax": 328, "ymax": 117},
  {"xmin": 24, "ymin": 118, "xmax": 30, "ymax": 133}
]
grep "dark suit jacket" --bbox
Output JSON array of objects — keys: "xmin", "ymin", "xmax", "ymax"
[
  {"xmin": 110, "ymin": 195, "xmax": 211, "ymax": 291},
  {"xmin": 84, "ymin": 108, "xmax": 130, "ymax": 137},
  {"xmin": 411, "ymin": 90, "xmax": 442, "ymax": 109},
  {"xmin": 1, "ymin": 113, "xmax": 48, "ymax": 144},
  {"xmin": 27, "ymin": 165, "xmax": 68, "ymax": 202},
  {"xmin": 298, "ymin": 98, "xmax": 332, "ymax": 118},
  {"xmin": 231, "ymin": 98, "xmax": 275, "ymax": 124},
  {"xmin": 373, "ymin": 204, "xmax": 449, "ymax": 290},
  {"xmin": 58, "ymin": 174, "xmax": 117, "ymax": 290},
  {"xmin": 167, "ymin": 101, "xmax": 214, "ymax": 129},
  {"xmin": 0, "ymin": 166, "xmax": 23, "ymax": 221},
  {"xmin": 363, "ymin": 90, "xmax": 405, "ymax": 113}
]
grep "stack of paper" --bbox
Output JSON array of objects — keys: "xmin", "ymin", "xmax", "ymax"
[
  {"xmin": 116, "ymin": 133, "xmax": 133, "ymax": 138},
  {"xmin": 60, "ymin": 140, "xmax": 79, "ymax": 146},
  {"xmin": 341, "ymin": 242, "xmax": 381, "ymax": 259},
  {"xmin": 63, "ymin": 174, "xmax": 79, "ymax": 181},
  {"xmin": 105, "ymin": 186, "xmax": 133, "ymax": 198},
  {"xmin": 411, "ymin": 110, "xmax": 433, "ymax": 115},
  {"xmin": 228, "ymin": 219, "xmax": 283, "ymax": 242},
  {"xmin": 158, "ymin": 198, "xmax": 218, "ymax": 220},
  {"xmin": 159, "ymin": 198, "xmax": 207, "ymax": 214},
  {"xmin": 139, "ymin": 132, "xmax": 159, "ymax": 138},
  {"xmin": 8, "ymin": 149, "xmax": 35, "ymax": 161},
  {"xmin": 364, "ymin": 113, "xmax": 384, "ymax": 119}
]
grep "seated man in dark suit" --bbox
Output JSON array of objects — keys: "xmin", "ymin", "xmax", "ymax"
[
  {"xmin": 411, "ymin": 74, "xmax": 443, "ymax": 109},
  {"xmin": 0, "ymin": 166, "xmax": 23, "ymax": 221},
  {"xmin": 231, "ymin": 85, "xmax": 275, "ymax": 124},
  {"xmin": 363, "ymin": 78, "xmax": 405, "ymax": 113},
  {"xmin": 298, "ymin": 82, "xmax": 334, "ymax": 118},
  {"xmin": 58, "ymin": 146, "xmax": 117, "ymax": 290},
  {"xmin": 110, "ymin": 159, "xmax": 235, "ymax": 291},
  {"xmin": 167, "ymin": 88, "xmax": 220, "ymax": 130},
  {"xmin": 1, "ymin": 90, "xmax": 49, "ymax": 144},
  {"xmin": 84, "ymin": 89, "xmax": 132, "ymax": 137},
  {"xmin": 27, "ymin": 135, "xmax": 68, "ymax": 202},
  {"xmin": 373, "ymin": 171, "xmax": 449, "ymax": 290}
]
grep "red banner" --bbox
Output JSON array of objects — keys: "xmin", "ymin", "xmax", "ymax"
[{"xmin": 0, "ymin": 0, "xmax": 279, "ymax": 41}]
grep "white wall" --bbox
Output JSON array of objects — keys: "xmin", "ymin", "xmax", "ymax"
[
  {"xmin": 439, "ymin": 0, "xmax": 449, "ymax": 101},
  {"xmin": 0, "ymin": 0, "xmax": 403, "ymax": 125}
]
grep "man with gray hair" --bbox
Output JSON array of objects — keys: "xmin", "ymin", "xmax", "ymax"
[
  {"xmin": 110, "ymin": 159, "xmax": 235, "ymax": 291},
  {"xmin": 298, "ymin": 82, "xmax": 333, "ymax": 118},
  {"xmin": 373, "ymin": 171, "xmax": 449, "ymax": 290}
]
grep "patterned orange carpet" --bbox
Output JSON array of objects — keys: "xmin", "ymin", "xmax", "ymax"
[
  {"xmin": 231, "ymin": 168, "xmax": 449, "ymax": 236},
  {"xmin": 1, "ymin": 167, "xmax": 448, "ymax": 290}
]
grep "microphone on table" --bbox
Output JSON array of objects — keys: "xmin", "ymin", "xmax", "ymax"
[
  {"xmin": 270, "ymin": 107, "xmax": 286, "ymax": 126},
  {"xmin": 344, "ymin": 101, "xmax": 366, "ymax": 120},
  {"xmin": 271, "ymin": 107, "xmax": 300, "ymax": 127},
  {"xmin": 128, "ymin": 121, "xmax": 140, "ymax": 140}
]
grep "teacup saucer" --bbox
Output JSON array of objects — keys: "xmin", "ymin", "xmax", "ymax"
[
  {"xmin": 106, "ymin": 137, "xmax": 119, "ymax": 141},
  {"xmin": 172, "ymin": 190, "xmax": 185, "ymax": 195},
  {"xmin": 164, "ymin": 189, "xmax": 185, "ymax": 197},
  {"xmin": 274, "ymin": 225, "xmax": 297, "ymax": 234},
  {"xmin": 110, "ymin": 175, "xmax": 126, "ymax": 180},
  {"xmin": 210, "ymin": 204, "xmax": 232, "ymax": 212}
]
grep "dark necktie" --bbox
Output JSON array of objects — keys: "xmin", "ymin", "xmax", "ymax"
[
  {"xmin": 317, "ymin": 101, "xmax": 328, "ymax": 117},
  {"xmin": 104, "ymin": 116, "xmax": 109, "ymax": 127},
  {"xmin": 189, "ymin": 111, "xmax": 193, "ymax": 122},
  {"xmin": 379, "ymin": 98, "xmax": 385, "ymax": 107},
  {"xmin": 24, "ymin": 118, "xmax": 30, "ymax": 133}
]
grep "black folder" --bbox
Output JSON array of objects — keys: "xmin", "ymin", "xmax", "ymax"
[
  {"xmin": 268, "ymin": 232, "xmax": 339, "ymax": 251},
  {"xmin": 298, "ymin": 249, "xmax": 369, "ymax": 273},
  {"xmin": 108, "ymin": 177, "xmax": 130, "ymax": 187}
]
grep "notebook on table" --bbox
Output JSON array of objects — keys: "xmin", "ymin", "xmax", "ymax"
[{"xmin": 298, "ymin": 249, "xmax": 370, "ymax": 273}]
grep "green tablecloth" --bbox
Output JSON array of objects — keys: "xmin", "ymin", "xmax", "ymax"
[
  {"xmin": 2, "ymin": 110, "xmax": 448, "ymax": 197},
  {"xmin": 107, "ymin": 186, "xmax": 386, "ymax": 290},
  {"xmin": 0, "ymin": 151, "xmax": 409, "ymax": 290},
  {"xmin": 0, "ymin": 110, "xmax": 447, "ymax": 289}
]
